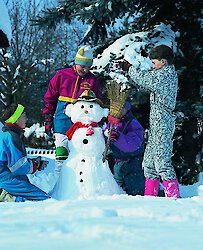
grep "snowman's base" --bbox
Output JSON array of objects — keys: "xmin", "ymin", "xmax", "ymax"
[{"xmin": 51, "ymin": 156, "xmax": 124, "ymax": 200}]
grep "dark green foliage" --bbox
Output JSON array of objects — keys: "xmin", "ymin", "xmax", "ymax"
[
  {"xmin": 173, "ymin": 109, "xmax": 202, "ymax": 185},
  {"xmin": 35, "ymin": 0, "xmax": 140, "ymax": 45},
  {"xmin": 0, "ymin": 30, "xmax": 10, "ymax": 48}
]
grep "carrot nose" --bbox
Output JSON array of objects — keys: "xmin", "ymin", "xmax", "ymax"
[{"xmin": 84, "ymin": 110, "xmax": 88, "ymax": 114}]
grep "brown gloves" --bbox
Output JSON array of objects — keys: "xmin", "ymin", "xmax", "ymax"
[{"xmin": 117, "ymin": 60, "xmax": 132, "ymax": 72}]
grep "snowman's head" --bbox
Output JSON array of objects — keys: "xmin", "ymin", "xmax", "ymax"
[{"xmin": 65, "ymin": 101, "xmax": 109, "ymax": 123}]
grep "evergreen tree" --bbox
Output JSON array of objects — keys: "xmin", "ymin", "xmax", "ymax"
[{"xmin": 34, "ymin": 0, "xmax": 138, "ymax": 45}]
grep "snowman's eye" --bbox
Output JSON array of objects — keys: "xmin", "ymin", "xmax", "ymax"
[
  {"xmin": 81, "ymin": 105, "xmax": 84, "ymax": 109},
  {"xmin": 90, "ymin": 104, "xmax": 93, "ymax": 108}
]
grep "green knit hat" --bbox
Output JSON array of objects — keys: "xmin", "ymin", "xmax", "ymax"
[{"xmin": 5, "ymin": 104, "xmax": 24, "ymax": 123}]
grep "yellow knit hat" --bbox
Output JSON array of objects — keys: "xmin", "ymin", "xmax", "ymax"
[{"xmin": 75, "ymin": 45, "xmax": 93, "ymax": 68}]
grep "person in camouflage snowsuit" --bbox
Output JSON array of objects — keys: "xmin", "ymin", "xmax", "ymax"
[{"xmin": 119, "ymin": 45, "xmax": 180, "ymax": 198}]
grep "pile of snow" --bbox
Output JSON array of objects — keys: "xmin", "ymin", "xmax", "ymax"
[
  {"xmin": 24, "ymin": 123, "xmax": 46, "ymax": 138},
  {"xmin": 1, "ymin": 181, "xmax": 203, "ymax": 250},
  {"xmin": 93, "ymin": 23, "xmax": 178, "ymax": 84},
  {"xmin": 27, "ymin": 150, "xmax": 57, "ymax": 193}
]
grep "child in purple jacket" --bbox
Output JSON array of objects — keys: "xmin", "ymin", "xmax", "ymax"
[{"xmin": 104, "ymin": 102, "xmax": 145, "ymax": 195}]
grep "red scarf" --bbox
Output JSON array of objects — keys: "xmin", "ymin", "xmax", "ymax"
[{"xmin": 66, "ymin": 122, "xmax": 98, "ymax": 140}]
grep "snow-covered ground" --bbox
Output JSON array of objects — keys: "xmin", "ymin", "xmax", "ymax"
[
  {"xmin": 1, "ymin": 153, "xmax": 203, "ymax": 250},
  {"xmin": 2, "ymin": 192, "xmax": 203, "ymax": 250}
]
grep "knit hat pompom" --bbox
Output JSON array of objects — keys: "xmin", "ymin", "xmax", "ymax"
[{"xmin": 75, "ymin": 45, "xmax": 93, "ymax": 68}]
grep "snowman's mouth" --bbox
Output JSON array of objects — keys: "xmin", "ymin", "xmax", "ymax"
[{"xmin": 79, "ymin": 116, "xmax": 94, "ymax": 122}]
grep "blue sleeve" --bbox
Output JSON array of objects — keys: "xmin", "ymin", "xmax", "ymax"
[{"xmin": 1, "ymin": 133, "xmax": 34, "ymax": 175}]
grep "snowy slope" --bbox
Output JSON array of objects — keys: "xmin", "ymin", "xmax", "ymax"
[
  {"xmin": 1, "ymin": 154, "xmax": 203, "ymax": 250},
  {"xmin": 1, "ymin": 191, "xmax": 203, "ymax": 250}
]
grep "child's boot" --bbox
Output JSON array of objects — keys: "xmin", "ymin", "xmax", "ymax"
[
  {"xmin": 163, "ymin": 179, "xmax": 180, "ymax": 198},
  {"xmin": 55, "ymin": 146, "xmax": 69, "ymax": 176},
  {"xmin": 144, "ymin": 178, "xmax": 160, "ymax": 196},
  {"xmin": 0, "ymin": 188, "xmax": 16, "ymax": 202}
]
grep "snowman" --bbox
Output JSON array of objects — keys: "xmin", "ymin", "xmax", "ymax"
[{"xmin": 51, "ymin": 90, "xmax": 123, "ymax": 200}]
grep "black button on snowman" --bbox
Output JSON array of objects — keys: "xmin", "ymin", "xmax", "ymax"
[
  {"xmin": 52, "ymin": 90, "xmax": 123, "ymax": 200},
  {"xmin": 83, "ymin": 139, "xmax": 88, "ymax": 144}
]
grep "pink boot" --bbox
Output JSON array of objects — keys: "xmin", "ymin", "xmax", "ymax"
[
  {"xmin": 163, "ymin": 179, "xmax": 180, "ymax": 198},
  {"xmin": 144, "ymin": 178, "xmax": 160, "ymax": 196}
]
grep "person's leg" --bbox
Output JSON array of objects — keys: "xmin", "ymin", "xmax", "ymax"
[
  {"xmin": 55, "ymin": 133, "xmax": 69, "ymax": 175},
  {"xmin": 144, "ymin": 178, "xmax": 160, "ymax": 196},
  {"xmin": 54, "ymin": 101, "xmax": 73, "ymax": 176},
  {"xmin": 162, "ymin": 179, "xmax": 180, "ymax": 198},
  {"xmin": 0, "ymin": 188, "xmax": 26, "ymax": 202},
  {"xmin": 0, "ymin": 188, "xmax": 16, "ymax": 202},
  {"xmin": 123, "ymin": 157, "xmax": 145, "ymax": 196},
  {"xmin": 2, "ymin": 177, "xmax": 50, "ymax": 201},
  {"xmin": 113, "ymin": 161, "xmax": 125, "ymax": 189},
  {"xmin": 143, "ymin": 132, "xmax": 160, "ymax": 196},
  {"xmin": 154, "ymin": 116, "xmax": 180, "ymax": 198}
]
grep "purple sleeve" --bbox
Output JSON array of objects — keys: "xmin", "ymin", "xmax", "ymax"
[
  {"xmin": 113, "ymin": 119, "xmax": 144, "ymax": 153},
  {"xmin": 43, "ymin": 72, "xmax": 61, "ymax": 115}
]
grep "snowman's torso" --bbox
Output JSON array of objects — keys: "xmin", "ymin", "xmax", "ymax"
[
  {"xmin": 69, "ymin": 127, "xmax": 105, "ymax": 157},
  {"xmin": 52, "ymin": 99, "xmax": 123, "ymax": 200}
]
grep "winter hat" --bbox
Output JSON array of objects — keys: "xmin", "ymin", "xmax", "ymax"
[
  {"xmin": 75, "ymin": 45, "xmax": 93, "ymax": 68},
  {"xmin": 74, "ymin": 90, "xmax": 104, "ymax": 107},
  {"xmin": 5, "ymin": 104, "xmax": 25, "ymax": 123}
]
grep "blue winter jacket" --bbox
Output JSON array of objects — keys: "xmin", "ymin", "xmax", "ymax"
[{"xmin": 0, "ymin": 124, "xmax": 49, "ymax": 201}]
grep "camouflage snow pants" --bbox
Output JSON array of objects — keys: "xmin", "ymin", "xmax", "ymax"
[{"xmin": 143, "ymin": 110, "xmax": 177, "ymax": 181}]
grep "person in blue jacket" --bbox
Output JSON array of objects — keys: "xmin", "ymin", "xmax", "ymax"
[
  {"xmin": 104, "ymin": 101, "xmax": 145, "ymax": 195},
  {"xmin": 0, "ymin": 103, "xmax": 50, "ymax": 202}
]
